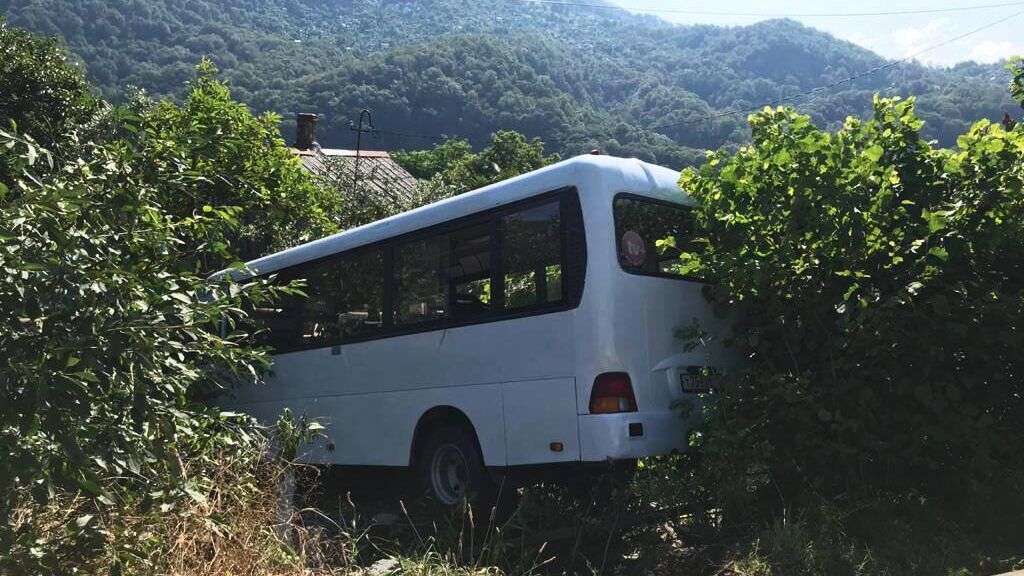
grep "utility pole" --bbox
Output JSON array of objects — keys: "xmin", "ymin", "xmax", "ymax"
[{"xmin": 349, "ymin": 109, "xmax": 375, "ymax": 190}]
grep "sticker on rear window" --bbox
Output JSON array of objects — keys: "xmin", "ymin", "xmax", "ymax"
[{"xmin": 621, "ymin": 230, "xmax": 646, "ymax": 267}]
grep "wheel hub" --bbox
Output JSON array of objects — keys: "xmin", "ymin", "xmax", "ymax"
[{"xmin": 430, "ymin": 443, "xmax": 469, "ymax": 505}]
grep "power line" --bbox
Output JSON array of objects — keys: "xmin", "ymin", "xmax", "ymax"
[
  {"xmin": 647, "ymin": 9, "xmax": 1024, "ymax": 133},
  {"xmin": 510, "ymin": 0, "xmax": 1024, "ymax": 18}
]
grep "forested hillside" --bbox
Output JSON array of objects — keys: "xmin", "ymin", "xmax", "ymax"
[{"xmin": 1, "ymin": 0, "xmax": 1017, "ymax": 164}]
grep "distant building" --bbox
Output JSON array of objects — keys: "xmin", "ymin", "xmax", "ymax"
[{"xmin": 290, "ymin": 113, "xmax": 418, "ymax": 205}]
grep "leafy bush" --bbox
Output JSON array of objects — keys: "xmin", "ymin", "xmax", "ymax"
[
  {"xmin": 395, "ymin": 130, "xmax": 560, "ymax": 193},
  {"xmin": 0, "ymin": 117, "xmax": 282, "ymax": 572},
  {"xmin": 0, "ymin": 26, "xmax": 333, "ymax": 572},
  {"xmin": 133, "ymin": 60, "xmax": 339, "ymax": 269},
  {"xmin": 680, "ymin": 94, "xmax": 1024, "ymax": 573}
]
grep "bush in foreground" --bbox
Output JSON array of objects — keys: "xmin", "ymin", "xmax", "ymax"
[
  {"xmin": 682, "ymin": 87, "xmax": 1024, "ymax": 573},
  {"xmin": 0, "ymin": 23, "xmax": 325, "ymax": 572}
]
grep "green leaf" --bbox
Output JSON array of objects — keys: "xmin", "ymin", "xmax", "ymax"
[
  {"xmin": 77, "ymin": 476, "xmax": 103, "ymax": 496},
  {"xmin": 169, "ymin": 292, "xmax": 191, "ymax": 304},
  {"xmin": 69, "ymin": 371, "xmax": 100, "ymax": 383},
  {"xmin": 922, "ymin": 209, "xmax": 946, "ymax": 233},
  {"xmin": 928, "ymin": 246, "xmax": 949, "ymax": 261},
  {"xmin": 863, "ymin": 144, "xmax": 884, "ymax": 163}
]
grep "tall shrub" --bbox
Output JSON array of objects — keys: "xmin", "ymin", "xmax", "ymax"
[
  {"xmin": 135, "ymin": 60, "xmax": 339, "ymax": 270},
  {"xmin": 680, "ymin": 95, "xmax": 1024, "ymax": 566},
  {"xmin": 0, "ymin": 29, "xmax": 322, "ymax": 572}
]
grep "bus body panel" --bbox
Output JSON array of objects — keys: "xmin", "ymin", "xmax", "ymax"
[
  {"xmin": 501, "ymin": 377, "xmax": 580, "ymax": 465},
  {"xmin": 577, "ymin": 411, "xmax": 689, "ymax": 461},
  {"xmin": 573, "ymin": 274, "xmax": 738, "ymax": 462},
  {"xmin": 222, "ymin": 307, "xmax": 581, "ymax": 467},
  {"xmin": 230, "ymin": 382, "xmax": 506, "ymax": 466}
]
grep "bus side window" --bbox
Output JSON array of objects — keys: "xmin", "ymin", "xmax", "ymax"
[
  {"xmin": 298, "ymin": 264, "xmax": 342, "ymax": 348},
  {"xmin": 448, "ymin": 222, "xmax": 492, "ymax": 321},
  {"xmin": 502, "ymin": 200, "xmax": 563, "ymax": 310},
  {"xmin": 394, "ymin": 234, "xmax": 449, "ymax": 325},
  {"xmin": 337, "ymin": 248, "xmax": 385, "ymax": 340},
  {"xmin": 248, "ymin": 273, "xmax": 304, "ymax": 352}
]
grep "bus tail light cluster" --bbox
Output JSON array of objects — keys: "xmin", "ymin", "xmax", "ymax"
[{"xmin": 589, "ymin": 372, "xmax": 638, "ymax": 414}]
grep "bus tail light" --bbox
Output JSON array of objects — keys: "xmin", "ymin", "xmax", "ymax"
[{"xmin": 589, "ymin": 373, "xmax": 637, "ymax": 414}]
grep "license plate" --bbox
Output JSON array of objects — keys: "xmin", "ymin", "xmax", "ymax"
[{"xmin": 680, "ymin": 372, "xmax": 715, "ymax": 393}]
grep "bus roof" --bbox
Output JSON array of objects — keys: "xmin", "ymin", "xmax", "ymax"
[{"xmin": 214, "ymin": 154, "xmax": 688, "ymax": 280}]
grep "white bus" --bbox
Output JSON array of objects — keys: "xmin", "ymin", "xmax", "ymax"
[{"xmin": 216, "ymin": 154, "xmax": 731, "ymax": 505}]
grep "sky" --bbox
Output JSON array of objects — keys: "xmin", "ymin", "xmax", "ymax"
[{"xmin": 605, "ymin": 0, "xmax": 1024, "ymax": 66}]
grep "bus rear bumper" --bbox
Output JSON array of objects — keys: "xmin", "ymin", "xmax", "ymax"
[{"xmin": 577, "ymin": 411, "xmax": 691, "ymax": 462}]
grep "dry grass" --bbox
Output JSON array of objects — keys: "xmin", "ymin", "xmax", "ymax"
[
  {"xmin": 5, "ymin": 442, "xmax": 336, "ymax": 574},
  {"xmin": 117, "ymin": 443, "xmax": 382, "ymax": 575},
  {"xmin": 147, "ymin": 456, "xmax": 309, "ymax": 575},
  {"xmin": 5, "ymin": 440, "xmax": 527, "ymax": 575},
  {"xmin": 6, "ymin": 447, "xmax": 738, "ymax": 575}
]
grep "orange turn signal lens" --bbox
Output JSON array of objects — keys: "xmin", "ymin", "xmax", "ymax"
[{"xmin": 590, "ymin": 397, "xmax": 626, "ymax": 414}]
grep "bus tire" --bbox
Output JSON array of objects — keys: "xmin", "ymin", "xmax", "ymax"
[{"xmin": 418, "ymin": 425, "xmax": 495, "ymax": 509}]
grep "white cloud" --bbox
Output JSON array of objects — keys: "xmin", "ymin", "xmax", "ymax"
[
  {"xmin": 967, "ymin": 40, "xmax": 1018, "ymax": 63},
  {"xmin": 891, "ymin": 17, "xmax": 953, "ymax": 63}
]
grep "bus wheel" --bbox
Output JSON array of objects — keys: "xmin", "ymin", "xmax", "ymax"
[{"xmin": 419, "ymin": 426, "xmax": 493, "ymax": 507}]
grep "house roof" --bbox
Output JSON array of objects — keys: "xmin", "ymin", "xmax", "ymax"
[{"xmin": 292, "ymin": 147, "xmax": 418, "ymax": 204}]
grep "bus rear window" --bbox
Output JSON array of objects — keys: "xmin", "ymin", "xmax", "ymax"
[{"xmin": 613, "ymin": 196, "xmax": 703, "ymax": 280}]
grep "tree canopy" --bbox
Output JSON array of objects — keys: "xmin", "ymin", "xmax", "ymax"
[
  {"xmin": 133, "ymin": 59, "xmax": 338, "ymax": 268},
  {"xmin": 0, "ymin": 20, "xmax": 99, "ymax": 151},
  {"xmin": 395, "ymin": 130, "xmax": 560, "ymax": 191}
]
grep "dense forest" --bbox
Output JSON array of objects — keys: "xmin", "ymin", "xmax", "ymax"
[{"xmin": 1, "ymin": 0, "xmax": 1018, "ymax": 166}]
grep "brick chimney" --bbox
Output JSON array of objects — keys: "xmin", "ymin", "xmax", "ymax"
[{"xmin": 295, "ymin": 113, "xmax": 318, "ymax": 150}]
